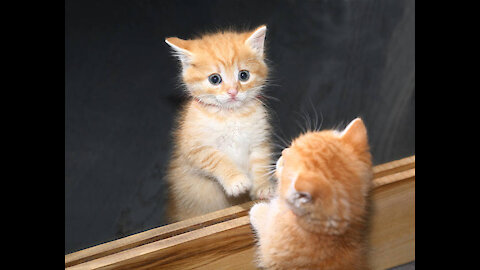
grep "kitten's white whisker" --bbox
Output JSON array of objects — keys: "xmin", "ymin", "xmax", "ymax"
[
  {"xmin": 271, "ymin": 143, "xmax": 288, "ymax": 150},
  {"xmin": 307, "ymin": 99, "xmax": 323, "ymax": 131},
  {"xmin": 270, "ymin": 152, "xmax": 282, "ymax": 157},
  {"xmin": 253, "ymin": 96, "xmax": 269, "ymax": 109},
  {"xmin": 257, "ymin": 164, "xmax": 277, "ymax": 168},
  {"xmin": 295, "ymin": 118, "xmax": 307, "ymax": 134},
  {"xmin": 260, "ymin": 93, "xmax": 280, "ymax": 102},
  {"xmin": 272, "ymin": 132, "xmax": 291, "ymax": 148},
  {"xmin": 260, "ymin": 169, "xmax": 277, "ymax": 178}
]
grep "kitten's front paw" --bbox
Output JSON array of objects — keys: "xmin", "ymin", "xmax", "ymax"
[
  {"xmin": 250, "ymin": 181, "xmax": 277, "ymax": 200},
  {"xmin": 249, "ymin": 202, "xmax": 269, "ymax": 230},
  {"xmin": 224, "ymin": 174, "xmax": 252, "ymax": 197}
]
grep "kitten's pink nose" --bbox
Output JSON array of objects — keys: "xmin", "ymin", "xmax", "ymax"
[{"xmin": 227, "ymin": 88, "xmax": 238, "ymax": 97}]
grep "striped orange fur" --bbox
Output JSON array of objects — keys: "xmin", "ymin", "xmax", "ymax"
[
  {"xmin": 250, "ymin": 118, "xmax": 373, "ymax": 270},
  {"xmin": 165, "ymin": 26, "xmax": 275, "ymax": 222}
]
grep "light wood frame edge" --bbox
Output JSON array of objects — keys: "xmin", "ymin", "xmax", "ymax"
[{"xmin": 66, "ymin": 155, "xmax": 415, "ymax": 269}]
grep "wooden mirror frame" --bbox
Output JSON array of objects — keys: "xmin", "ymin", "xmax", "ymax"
[{"xmin": 66, "ymin": 155, "xmax": 415, "ymax": 270}]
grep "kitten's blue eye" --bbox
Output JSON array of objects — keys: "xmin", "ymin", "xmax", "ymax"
[
  {"xmin": 208, "ymin": 73, "xmax": 222, "ymax": 85},
  {"xmin": 238, "ymin": 70, "xmax": 250, "ymax": 82}
]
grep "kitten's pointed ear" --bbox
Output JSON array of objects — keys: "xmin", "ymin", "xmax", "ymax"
[
  {"xmin": 245, "ymin": 25, "xmax": 267, "ymax": 57},
  {"xmin": 165, "ymin": 37, "xmax": 193, "ymax": 67},
  {"xmin": 338, "ymin": 118, "xmax": 369, "ymax": 149}
]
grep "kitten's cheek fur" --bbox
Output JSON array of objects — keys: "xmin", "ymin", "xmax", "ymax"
[{"xmin": 223, "ymin": 174, "xmax": 252, "ymax": 197}]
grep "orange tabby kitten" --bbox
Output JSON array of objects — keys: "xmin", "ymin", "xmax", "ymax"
[
  {"xmin": 165, "ymin": 26, "xmax": 276, "ymax": 222},
  {"xmin": 249, "ymin": 118, "xmax": 373, "ymax": 270}
]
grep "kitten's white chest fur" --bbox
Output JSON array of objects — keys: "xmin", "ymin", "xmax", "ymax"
[
  {"xmin": 197, "ymin": 107, "xmax": 268, "ymax": 174},
  {"xmin": 214, "ymin": 120, "xmax": 252, "ymax": 172}
]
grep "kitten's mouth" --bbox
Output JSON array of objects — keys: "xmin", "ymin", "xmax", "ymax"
[{"xmin": 225, "ymin": 97, "xmax": 243, "ymax": 106}]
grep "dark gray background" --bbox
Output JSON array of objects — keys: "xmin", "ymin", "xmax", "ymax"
[{"xmin": 65, "ymin": 1, "xmax": 415, "ymax": 267}]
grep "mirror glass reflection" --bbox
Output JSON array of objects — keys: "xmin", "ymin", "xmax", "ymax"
[{"xmin": 65, "ymin": 0, "xmax": 415, "ymax": 255}]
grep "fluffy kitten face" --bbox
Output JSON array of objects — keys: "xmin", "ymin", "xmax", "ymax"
[
  {"xmin": 165, "ymin": 26, "xmax": 268, "ymax": 109},
  {"xmin": 275, "ymin": 118, "xmax": 372, "ymax": 234}
]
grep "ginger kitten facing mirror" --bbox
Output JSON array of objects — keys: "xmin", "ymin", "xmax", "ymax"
[
  {"xmin": 249, "ymin": 118, "xmax": 373, "ymax": 270},
  {"xmin": 165, "ymin": 26, "xmax": 276, "ymax": 222}
]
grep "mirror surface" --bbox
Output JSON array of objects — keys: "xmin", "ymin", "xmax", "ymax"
[{"xmin": 65, "ymin": 0, "xmax": 415, "ymax": 254}]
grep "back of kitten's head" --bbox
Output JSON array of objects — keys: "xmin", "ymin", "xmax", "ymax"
[
  {"xmin": 165, "ymin": 26, "xmax": 269, "ymax": 109},
  {"xmin": 276, "ymin": 118, "xmax": 373, "ymax": 235}
]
